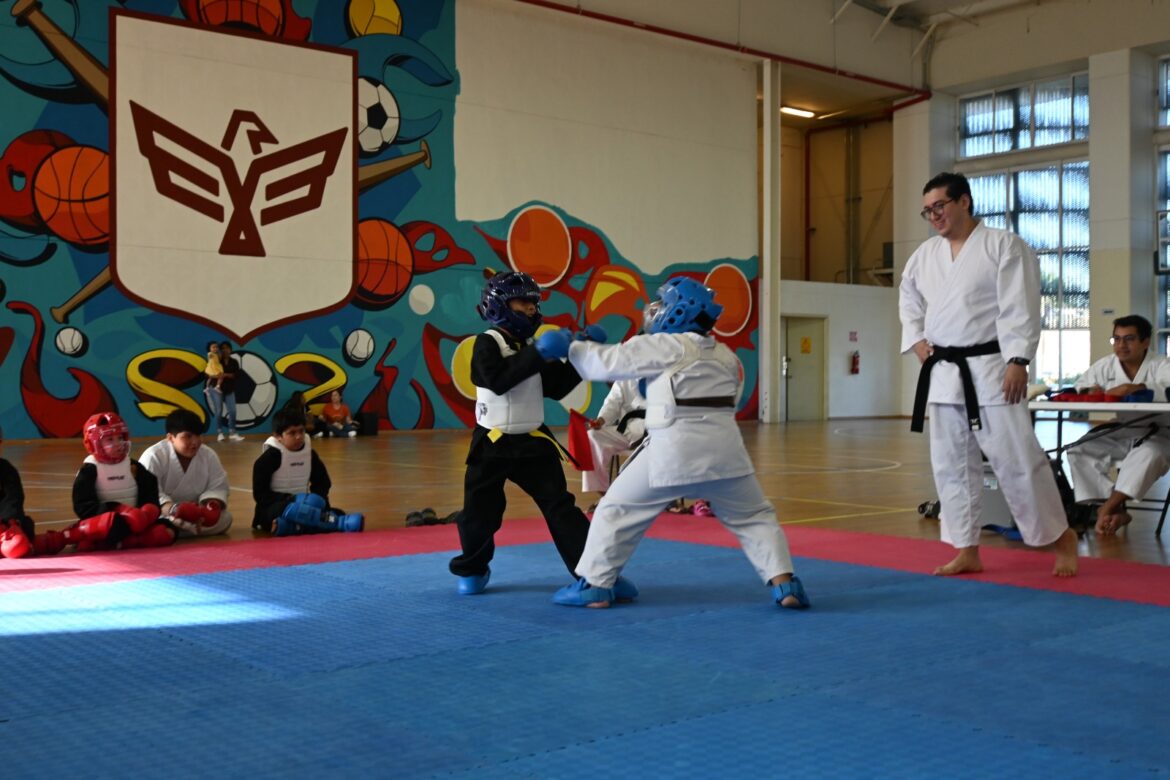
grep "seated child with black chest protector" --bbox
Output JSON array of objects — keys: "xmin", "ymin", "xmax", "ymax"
[
  {"xmin": 537, "ymin": 277, "xmax": 810, "ymax": 610},
  {"xmin": 138, "ymin": 409, "xmax": 232, "ymax": 537},
  {"xmin": 251, "ymin": 408, "xmax": 364, "ymax": 536},
  {"xmin": 0, "ymin": 423, "xmax": 38, "ymax": 559},
  {"xmin": 36, "ymin": 413, "xmax": 176, "ymax": 555},
  {"xmin": 447, "ymin": 270, "xmax": 636, "ymax": 599}
]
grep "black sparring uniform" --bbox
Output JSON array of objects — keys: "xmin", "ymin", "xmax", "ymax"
[{"xmin": 448, "ymin": 328, "xmax": 591, "ymax": 578}]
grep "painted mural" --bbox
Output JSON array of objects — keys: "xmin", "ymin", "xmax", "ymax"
[{"xmin": 0, "ymin": 0, "xmax": 760, "ymax": 440}]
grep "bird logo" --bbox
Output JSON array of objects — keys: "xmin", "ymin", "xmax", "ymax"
[{"xmin": 129, "ymin": 102, "xmax": 347, "ymax": 257}]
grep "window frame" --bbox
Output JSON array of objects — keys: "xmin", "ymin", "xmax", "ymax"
[{"xmin": 957, "ymin": 71, "xmax": 1089, "ymax": 161}]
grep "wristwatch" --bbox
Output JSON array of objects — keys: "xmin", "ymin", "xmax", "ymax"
[{"xmin": 1007, "ymin": 357, "xmax": 1030, "ymax": 366}]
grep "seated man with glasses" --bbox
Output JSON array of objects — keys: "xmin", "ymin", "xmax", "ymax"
[{"xmin": 1065, "ymin": 314, "xmax": 1170, "ymax": 535}]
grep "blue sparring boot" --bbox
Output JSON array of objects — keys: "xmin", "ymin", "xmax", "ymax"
[
  {"xmin": 612, "ymin": 576, "xmax": 639, "ymax": 603},
  {"xmin": 552, "ymin": 577, "xmax": 614, "ymax": 608},
  {"xmin": 771, "ymin": 575, "xmax": 810, "ymax": 609},
  {"xmin": 457, "ymin": 567, "xmax": 490, "ymax": 595},
  {"xmin": 275, "ymin": 493, "xmax": 327, "ymax": 537},
  {"xmin": 326, "ymin": 511, "xmax": 364, "ymax": 533}
]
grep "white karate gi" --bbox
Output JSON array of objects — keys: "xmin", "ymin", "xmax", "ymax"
[
  {"xmin": 138, "ymin": 440, "xmax": 232, "ymax": 536},
  {"xmin": 900, "ymin": 221, "xmax": 1067, "ymax": 548},
  {"xmin": 582, "ymin": 379, "xmax": 646, "ymax": 493},
  {"xmin": 1065, "ymin": 354, "xmax": 1170, "ymax": 502},
  {"xmin": 565, "ymin": 332, "xmax": 794, "ymax": 589}
]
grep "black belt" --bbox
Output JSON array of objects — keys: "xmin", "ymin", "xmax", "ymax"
[
  {"xmin": 676, "ymin": 396, "xmax": 736, "ymax": 408},
  {"xmin": 616, "ymin": 409, "xmax": 646, "ymax": 434},
  {"xmin": 911, "ymin": 340, "xmax": 1000, "ymax": 433}
]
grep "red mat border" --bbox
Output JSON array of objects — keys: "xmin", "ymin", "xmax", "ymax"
[{"xmin": 2, "ymin": 516, "xmax": 1169, "ymax": 606}]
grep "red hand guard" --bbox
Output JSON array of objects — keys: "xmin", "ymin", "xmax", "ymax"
[
  {"xmin": 1, "ymin": 521, "xmax": 31, "ymax": 558},
  {"xmin": 121, "ymin": 524, "xmax": 176, "ymax": 549}
]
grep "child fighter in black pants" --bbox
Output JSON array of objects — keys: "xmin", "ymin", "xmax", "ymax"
[{"xmin": 449, "ymin": 270, "xmax": 633, "ymax": 600}]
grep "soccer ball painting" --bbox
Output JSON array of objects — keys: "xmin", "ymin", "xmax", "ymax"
[
  {"xmin": 232, "ymin": 351, "xmax": 278, "ymax": 430},
  {"xmin": 357, "ymin": 76, "xmax": 400, "ymax": 156}
]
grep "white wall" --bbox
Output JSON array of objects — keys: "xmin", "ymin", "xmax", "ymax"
[
  {"xmin": 454, "ymin": 0, "xmax": 758, "ymax": 272},
  {"xmin": 780, "ymin": 280, "xmax": 901, "ymax": 418},
  {"xmin": 930, "ymin": 0, "xmax": 1170, "ymax": 92}
]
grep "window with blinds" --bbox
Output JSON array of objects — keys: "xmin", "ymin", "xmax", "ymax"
[
  {"xmin": 968, "ymin": 162, "xmax": 1090, "ymax": 386},
  {"xmin": 959, "ymin": 74, "xmax": 1089, "ymax": 159}
]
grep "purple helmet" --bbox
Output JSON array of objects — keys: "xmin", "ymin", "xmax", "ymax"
[{"xmin": 477, "ymin": 271, "xmax": 543, "ymax": 339}]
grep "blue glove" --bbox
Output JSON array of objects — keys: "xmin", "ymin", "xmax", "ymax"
[
  {"xmin": 535, "ymin": 329, "xmax": 573, "ymax": 360},
  {"xmin": 574, "ymin": 325, "xmax": 608, "ymax": 344}
]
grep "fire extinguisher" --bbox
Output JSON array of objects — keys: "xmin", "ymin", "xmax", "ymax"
[{"xmin": 850, "ymin": 351, "xmax": 860, "ymax": 375}]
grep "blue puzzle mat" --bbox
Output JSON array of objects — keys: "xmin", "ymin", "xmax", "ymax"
[{"xmin": 2, "ymin": 539, "xmax": 1169, "ymax": 778}]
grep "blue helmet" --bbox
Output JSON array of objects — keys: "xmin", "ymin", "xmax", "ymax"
[
  {"xmin": 644, "ymin": 277, "xmax": 723, "ymax": 335},
  {"xmin": 478, "ymin": 270, "xmax": 543, "ymax": 339}
]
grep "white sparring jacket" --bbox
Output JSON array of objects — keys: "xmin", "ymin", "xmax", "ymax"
[
  {"xmin": 475, "ymin": 329, "xmax": 545, "ymax": 434},
  {"xmin": 262, "ymin": 436, "xmax": 312, "ymax": 495},
  {"xmin": 568, "ymin": 332, "xmax": 753, "ymax": 488},
  {"xmin": 84, "ymin": 455, "xmax": 139, "ymax": 506}
]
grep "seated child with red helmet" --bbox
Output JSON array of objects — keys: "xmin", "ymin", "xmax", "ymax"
[
  {"xmin": 251, "ymin": 408, "xmax": 364, "ymax": 536},
  {"xmin": 0, "ymin": 423, "xmax": 37, "ymax": 559},
  {"xmin": 37, "ymin": 413, "xmax": 175, "ymax": 554},
  {"xmin": 139, "ymin": 409, "xmax": 232, "ymax": 537}
]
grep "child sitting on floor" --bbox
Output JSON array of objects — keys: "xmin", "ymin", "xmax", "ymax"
[
  {"xmin": 37, "ymin": 413, "xmax": 175, "ymax": 554},
  {"xmin": 0, "ymin": 423, "xmax": 36, "ymax": 559},
  {"xmin": 251, "ymin": 408, "xmax": 364, "ymax": 536}
]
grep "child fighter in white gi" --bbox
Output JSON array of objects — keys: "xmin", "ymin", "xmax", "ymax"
[
  {"xmin": 537, "ymin": 277, "xmax": 809, "ymax": 609},
  {"xmin": 139, "ymin": 409, "xmax": 232, "ymax": 536},
  {"xmin": 900, "ymin": 171, "xmax": 1078, "ymax": 577}
]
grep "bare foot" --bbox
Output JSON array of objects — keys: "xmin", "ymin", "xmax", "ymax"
[
  {"xmin": 586, "ymin": 600, "xmax": 611, "ymax": 609},
  {"xmin": 933, "ymin": 547, "xmax": 983, "ymax": 576},
  {"xmin": 1095, "ymin": 512, "xmax": 1132, "ymax": 536},
  {"xmin": 1051, "ymin": 527, "xmax": 1078, "ymax": 577}
]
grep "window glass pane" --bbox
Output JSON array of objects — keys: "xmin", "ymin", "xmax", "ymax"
[
  {"xmin": 969, "ymin": 174, "xmax": 1007, "ymax": 217},
  {"xmin": 1072, "ymin": 73, "xmax": 1090, "ymax": 139},
  {"xmin": 995, "ymin": 90, "xmax": 1023, "ymax": 152},
  {"xmin": 1034, "ymin": 78, "xmax": 1072, "ymax": 146},
  {"xmin": 1061, "ymin": 251, "xmax": 1089, "ymax": 329},
  {"xmin": 1161, "ymin": 59, "xmax": 1170, "ymax": 128}
]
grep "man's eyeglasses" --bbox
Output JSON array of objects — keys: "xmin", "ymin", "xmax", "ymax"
[
  {"xmin": 1110, "ymin": 335, "xmax": 1143, "ymax": 344},
  {"xmin": 919, "ymin": 199, "xmax": 954, "ymax": 221}
]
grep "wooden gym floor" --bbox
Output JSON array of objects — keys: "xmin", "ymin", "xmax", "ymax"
[{"xmin": 7, "ymin": 418, "xmax": 1170, "ymax": 566}]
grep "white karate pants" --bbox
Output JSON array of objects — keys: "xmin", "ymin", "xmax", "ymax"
[
  {"xmin": 1065, "ymin": 426, "xmax": 1170, "ymax": 502},
  {"xmin": 574, "ymin": 447, "xmax": 794, "ymax": 589},
  {"xmin": 928, "ymin": 402, "xmax": 1067, "ymax": 548}
]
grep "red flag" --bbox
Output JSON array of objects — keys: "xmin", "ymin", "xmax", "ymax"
[{"xmin": 567, "ymin": 409, "xmax": 595, "ymax": 472}]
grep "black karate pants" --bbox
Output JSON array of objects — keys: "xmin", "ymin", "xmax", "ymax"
[{"xmin": 448, "ymin": 453, "xmax": 589, "ymax": 578}]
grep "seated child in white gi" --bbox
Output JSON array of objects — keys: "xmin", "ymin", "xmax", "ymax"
[
  {"xmin": 536, "ymin": 277, "xmax": 809, "ymax": 610},
  {"xmin": 139, "ymin": 409, "xmax": 232, "ymax": 536}
]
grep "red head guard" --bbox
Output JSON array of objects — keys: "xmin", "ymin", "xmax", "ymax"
[{"xmin": 83, "ymin": 412, "xmax": 130, "ymax": 464}]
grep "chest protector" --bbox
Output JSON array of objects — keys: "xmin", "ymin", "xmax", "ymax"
[
  {"xmin": 84, "ymin": 455, "xmax": 139, "ymax": 506},
  {"xmin": 645, "ymin": 336, "xmax": 739, "ymax": 429},
  {"xmin": 263, "ymin": 436, "xmax": 313, "ymax": 495},
  {"xmin": 475, "ymin": 329, "xmax": 546, "ymax": 434}
]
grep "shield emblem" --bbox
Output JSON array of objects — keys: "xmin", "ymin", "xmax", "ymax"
[{"xmin": 112, "ymin": 13, "xmax": 355, "ymax": 342}]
